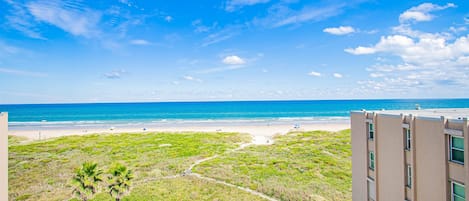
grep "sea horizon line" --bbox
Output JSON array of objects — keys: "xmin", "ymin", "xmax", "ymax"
[{"xmin": 1, "ymin": 97, "xmax": 469, "ymax": 106}]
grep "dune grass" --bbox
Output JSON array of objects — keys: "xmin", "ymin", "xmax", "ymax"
[
  {"xmin": 194, "ymin": 130, "xmax": 352, "ymax": 201},
  {"xmin": 8, "ymin": 135, "xmax": 28, "ymax": 146},
  {"xmin": 9, "ymin": 130, "xmax": 352, "ymax": 201},
  {"xmin": 85, "ymin": 176, "xmax": 265, "ymax": 201},
  {"xmin": 8, "ymin": 132, "xmax": 251, "ymax": 201}
]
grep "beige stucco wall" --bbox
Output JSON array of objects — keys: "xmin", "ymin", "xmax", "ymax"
[
  {"xmin": 464, "ymin": 119, "xmax": 469, "ymax": 201},
  {"xmin": 0, "ymin": 112, "xmax": 7, "ymax": 201},
  {"xmin": 449, "ymin": 162, "xmax": 465, "ymax": 183},
  {"xmin": 414, "ymin": 117, "xmax": 447, "ymax": 201},
  {"xmin": 376, "ymin": 114, "xmax": 405, "ymax": 201},
  {"xmin": 351, "ymin": 112, "xmax": 367, "ymax": 201}
]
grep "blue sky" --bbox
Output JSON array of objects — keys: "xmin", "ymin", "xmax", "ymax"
[{"xmin": 1, "ymin": 0, "xmax": 469, "ymax": 104}]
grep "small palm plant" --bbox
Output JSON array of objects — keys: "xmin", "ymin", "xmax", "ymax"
[
  {"xmin": 71, "ymin": 162, "xmax": 103, "ymax": 201},
  {"xmin": 108, "ymin": 164, "xmax": 133, "ymax": 201}
]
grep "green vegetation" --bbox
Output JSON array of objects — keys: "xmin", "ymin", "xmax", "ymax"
[
  {"xmin": 9, "ymin": 130, "xmax": 352, "ymax": 201},
  {"xmin": 107, "ymin": 164, "xmax": 133, "ymax": 201},
  {"xmin": 194, "ymin": 130, "xmax": 352, "ymax": 200},
  {"xmin": 89, "ymin": 176, "xmax": 266, "ymax": 201},
  {"xmin": 8, "ymin": 135, "xmax": 28, "ymax": 146},
  {"xmin": 9, "ymin": 132, "xmax": 250, "ymax": 201},
  {"xmin": 72, "ymin": 162, "xmax": 104, "ymax": 201}
]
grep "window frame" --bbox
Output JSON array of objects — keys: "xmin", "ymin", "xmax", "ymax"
[
  {"xmin": 451, "ymin": 181, "xmax": 465, "ymax": 201},
  {"xmin": 368, "ymin": 123, "xmax": 374, "ymax": 140},
  {"xmin": 450, "ymin": 135, "xmax": 465, "ymax": 165},
  {"xmin": 367, "ymin": 177, "xmax": 376, "ymax": 201},
  {"xmin": 406, "ymin": 164, "xmax": 412, "ymax": 188},
  {"xmin": 369, "ymin": 151, "xmax": 375, "ymax": 170},
  {"xmin": 405, "ymin": 128, "xmax": 411, "ymax": 150}
]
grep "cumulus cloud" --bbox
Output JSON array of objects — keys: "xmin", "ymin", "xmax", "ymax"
[
  {"xmin": 165, "ymin": 16, "xmax": 173, "ymax": 22},
  {"xmin": 345, "ymin": 35, "xmax": 415, "ymax": 55},
  {"xmin": 344, "ymin": 46, "xmax": 376, "ymax": 55},
  {"xmin": 399, "ymin": 3, "xmax": 456, "ymax": 23},
  {"xmin": 333, "ymin": 73, "xmax": 343, "ymax": 78},
  {"xmin": 369, "ymin": 73, "xmax": 385, "ymax": 78},
  {"xmin": 222, "ymin": 55, "xmax": 246, "ymax": 65},
  {"xmin": 347, "ymin": 3, "xmax": 469, "ymax": 96},
  {"xmin": 308, "ymin": 71, "xmax": 321, "ymax": 77},
  {"xmin": 225, "ymin": 0, "xmax": 270, "ymax": 12},
  {"xmin": 323, "ymin": 26, "xmax": 355, "ymax": 35}
]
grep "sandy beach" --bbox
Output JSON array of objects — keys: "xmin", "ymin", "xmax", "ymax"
[{"xmin": 9, "ymin": 121, "xmax": 350, "ymax": 144}]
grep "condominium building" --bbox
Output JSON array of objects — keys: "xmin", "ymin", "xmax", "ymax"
[{"xmin": 351, "ymin": 109, "xmax": 468, "ymax": 201}]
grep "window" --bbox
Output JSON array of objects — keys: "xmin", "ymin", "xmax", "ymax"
[
  {"xmin": 369, "ymin": 151, "xmax": 375, "ymax": 170},
  {"xmin": 368, "ymin": 123, "xmax": 374, "ymax": 140},
  {"xmin": 367, "ymin": 178, "xmax": 376, "ymax": 201},
  {"xmin": 405, "ymin": 128, "xmax": 411, "ymax": 150},
  {"xmin": 452, "ymin": 181, "xmax": 465, "ymax": 201},
  {"xmin": 450, "ymin": 136, "xmax": 464, "ymax": 164},
  {"xmin": 406, "ymin": 165, "xmax": 412, "ymax": 188}
]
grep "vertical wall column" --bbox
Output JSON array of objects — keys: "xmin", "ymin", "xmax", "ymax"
[
  {"xmin": 464, "ymin": 118, "xmax": 469, "ymax": 200},
  {"xmin": 351, "ymin": 111, "xmax": 367, "ymax": 201},
  {"xmin": 372, "ymin": 112, "xmax": 378, "ymax": 200},
  {"xmin": 0, "ymin": 112, "xmax": 8, "ymax": 201},
  {"xmin": 409, "ymin": 114, "xmax": 417, "ymax": 201}
]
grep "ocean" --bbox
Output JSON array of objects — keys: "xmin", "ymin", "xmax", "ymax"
[{"xmin": 1, "ymin": 99, "xmax": 469, "ymax": 129}]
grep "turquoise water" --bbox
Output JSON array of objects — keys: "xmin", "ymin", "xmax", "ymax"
[{"xmin": 1, "ymin": 99, "xmax": 468, "ymax": 128}]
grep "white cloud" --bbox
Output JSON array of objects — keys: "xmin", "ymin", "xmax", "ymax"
[
  {"xmin": 201, "ymin": 26, "xmax": 241, "ymax": 47},
  {"xmin": 0, "ymin": 42, "xmax": 21, "ymax": 55},
  {"xmin": 225, "ymin": 0, "xmax": 270, "ymax": 12},
  {"xmin": 3, "ymin": 0, "xmax": 45, "ymax": 39},
  {"xmin": 183, "ymin": 75, "xmax": 202, "ymax": 82},
  {"xmin": 222, "ymin": 55, "xmax": 246, "ymax": 65},
  {"xmin": 323, "ymin": 26, "xmax": 355, "ymax": 35},
  {"xmin": 347, "ymin": 4, "xmax": 469, "ymax": 96},
  {"xmin": 0, "ymin": 67, "xmax": 47, "ymax": 77},
  {"xmin": 130, "ymin": 39, "xmax": 150, "ymax": 45},
  {"xmin": 165, "ymin": 16, "xmax": 173, "ymax": 22},
  {"xmin": 198, "ymin": 65, "xmax": 246, "ymax": 74},
  {"xmin": 369, "ymin": 73, "xmax": 385, "ymax": 78},
  {"xmin": 273, "ymin": 4, "xmax": 344, "ymax": 27},
  {"xmin": 192, "ymin": 19, "xmax": 216, "ymax": 33},
  {"xmin": 344, "ymin": 46, "xmax": 376, "ymax": 55},
  {"xmin": 333, "ymin": 73, "xmax": 343, "ymax": 78},
  {"xmin": 399, "ymin": 3, "xmax": 456, "ymax": 23},
  {"xmin": 449, "ymin": 26, "xmax": 467, "ymax": 33},
  {"xmin": 26, "ymin": 0, "xmax": 102, "ymax": 38},
  {"xmin": 251, "ymin": 1, "xmax": 369, "ymax": 28},
  {"xmin": 308, "ymin": 71, "xmax": 321, "ymax": 77},
  {"xmin": 104, "ymin": 69, "xmax": 127, "ymax": 79},
  {"xmin": 346, "ymin": 35, "xmax": 416, "ymax": 56}
]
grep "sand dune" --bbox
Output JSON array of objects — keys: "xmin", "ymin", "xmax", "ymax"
[{"xmin": 9, "ymin": 122, "xmax": 350, "ymax": 143}]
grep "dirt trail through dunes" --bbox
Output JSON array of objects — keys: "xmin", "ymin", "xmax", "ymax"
[
  {"xmin": 137, "ymin": 135, "xmax": 279, "ymax": 201},
  {"xmin": 182, "ymin": 140, "xmax": 278, "ymax": 201}
]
